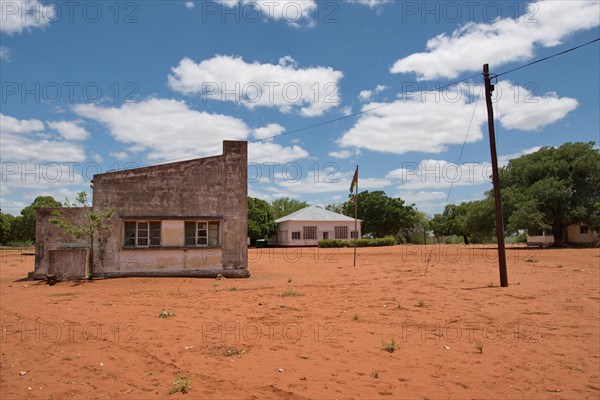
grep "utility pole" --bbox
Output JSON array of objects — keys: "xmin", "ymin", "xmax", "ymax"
[{"xmin": 483, "ymin": 64, "xmax": 508, "ymax": 287}]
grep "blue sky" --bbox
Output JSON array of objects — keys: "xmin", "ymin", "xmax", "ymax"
[{"xmin": 1, "ymin": 0, "xmax": 599, "ymax": 216}]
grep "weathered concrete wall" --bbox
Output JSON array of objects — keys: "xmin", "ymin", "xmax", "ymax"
[
  {"xmin": 32, "ymin": 207, "xmax": 89, "ymax": 279},
  {"xmin": 48, "ymin": 249, "xmax": 88, "ymax": 279},
  {"xmin": 91, "ymin": 140, "xmax": 248, "ymax": 278}
]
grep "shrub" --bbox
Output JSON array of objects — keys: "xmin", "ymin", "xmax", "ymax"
[
  {"xmin": 318, "ymin": 239, "xmax": 345, "ymax": 248},
  {"xmin": 317, "ymin": 236, "xmax": 396, "ymax": 248}
]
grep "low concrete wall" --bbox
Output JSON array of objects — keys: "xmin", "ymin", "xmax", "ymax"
[{"xmin": 48, "ymin": 249, "xmax": 88, "ymax": 279}]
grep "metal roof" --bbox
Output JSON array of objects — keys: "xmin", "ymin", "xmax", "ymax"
[{"xmin": 275, "ymin": 206, "xmax": 359, "ymax": 223}]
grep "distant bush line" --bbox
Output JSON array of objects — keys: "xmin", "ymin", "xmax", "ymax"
[{"xmin": 318, "ymin": 236, "xmax": 396, "ymax": 248}]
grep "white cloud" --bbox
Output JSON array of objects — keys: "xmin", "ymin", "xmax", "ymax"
[
  {"xmin": 215, "ymin": 0, "xmax": 317, "ymax": 27},
  {"xmin": 168, "ymin": 54, "xmax": 343, "ymax": 117},
  {"xmin": 252, "ymin": 123, "xmax": 285, "ymax": 141},
  {"xmin": 47, "ymin": 120, "xmax": 90, "ymax": 141},
  {"xmin": 0, "ymin": 46, "xmax": 10, "ymax": 61},
  {"xmin": 358, "ymin": 84, "xmax": 387, "ymax": 102},
  {"xmin": 276, "ymin": 170, "xmax": 391, "ymax": 195},
  {"xmin": 109, "ymin": 151, "xmax": 129, "ymax": 161},
  {"xmin": 249, "ymin": 142, "xmax": 309, "ymax": 163},
  {"xmin": 340, "ymin": 106, "xmax": 352, "ymax": 116},
  {"xmin": 73, "ymin": 98, "xmax": 248, "ymax": 161},
  {"xmin": 328, "ymin": 149, "xmax": 361, "ymax": 159},
  {"xmin": 185, "ymin": 1, "xmax": 195, "ymax": 9},
  {"xmin": 498, "ymin": 146, "xmax": 542, "ymax": 165},
  {"xmin": 494, "ymin": 81, "xmax": 578, "ymax": 131},
  {"xmin": 391, "ymin": 0, "xmax": 600, "ymax": 80},
  {"xmin": 348, "ymin": 0, "xmax": 392, "ymax": 8},
  {"xmin": 90, "ymin": 152, "xmax": 103, "ymax": 163},
  {"xmin": 73, "ymin": 98, "xmax": 308, "ymax": 164},
  {"xmin": 395, "ymin": 190, "xmax": 447, "ymax": 213},
  {"xmin": 387, "ymin": 159, "xmax": 493, "ymax": 191},
  {"xmin": 338, "ymin": 81, "xmax": 577, "ymax": 155},
  {"xmin": 338, "ymin": 90, "xmax": 486, "ymax": 155},
  {"xmin": 0, "ymin": 197, "xmax": 27, "ymax": 216},
  {"xmin": 0, "ymin": 114, "xmax": 86, "ymax": 162},
  {"xmin": 0, "ymin": 0, "xmax": 54, "ymax": 34}
]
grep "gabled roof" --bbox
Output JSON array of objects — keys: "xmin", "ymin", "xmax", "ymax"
[{"xmin": 275, "ymin": 205, "xmax": 359, "ymax": 223}]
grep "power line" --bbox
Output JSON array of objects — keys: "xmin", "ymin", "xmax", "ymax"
[
  {"xmin": 445, "ymin": 85, "xmax": 482, "ymax": 205},
  {"xmin": 493, "ymin": 37, "xmax": 599, "ymax": 79},
  {"xmin": 252, "ymin": 73, "xmax": 482, "ymax": 143},
  {"xmin": 121, "ymin": 37, "xmax": 599, "ymax": 168}
]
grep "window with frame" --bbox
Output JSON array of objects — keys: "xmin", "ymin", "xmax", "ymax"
[
  {"xmin": 350, "ymin": 231, "xmax": 359, "ymax": 239},
  {"xmin": 291, "ymin": 231, "xmax": 301, "ymax": 240},
  {"xmin": 303, "ymin": 226, "xmax": 317, "ymax": 240},
  {"xmin": 580, "ymin": 225, "xmax": 589, "ymax": 234},
  {"xmin": 124, "ymin": 221, "xmax": 161, "ymax": 247},
  {"xmin": 185, "ymin": 221, "xmax": 219, "ymax": 246},
  {"xmin": 335, "ymin": 226, "xmax": 348, "ymax": 239}
]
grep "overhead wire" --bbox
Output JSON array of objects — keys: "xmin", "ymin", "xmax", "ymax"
[{"xmin": 121, "ymin": 37, "xmax": 599, "ymax": 169}]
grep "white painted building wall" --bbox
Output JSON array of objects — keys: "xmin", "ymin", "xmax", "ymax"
[{"xmin": 277, "ymin": 220, "xmax": 361, "ymax": 246}]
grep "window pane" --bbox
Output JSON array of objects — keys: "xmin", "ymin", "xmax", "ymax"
[
  {"xmin": 138, "ymin": 237, "xmax": 148, "ymax": 246},
  {"xmin": 303, "ymin": 226, "xmax": 317, "ymax": 240},
  {"xmin": 208, "ymin": 222, "xmax": 219, "ymax": 246},
  {"xmin": 138, "ymin": 222, "xmax": 148, "ymax": 230},
  {"xmin": 198, "ymin": 237, "xmax": 207, "ymax": 245},
  {"xmin": 124, "ymin": 222, "xmax": 136, "ymax": 247},
  {"xmin": 185, "ymin": 222, "xmax": 195, "ymax": 245},
  {"xmin": 149, "ymin": 222, "xmax": 161, "ymax": 246}
]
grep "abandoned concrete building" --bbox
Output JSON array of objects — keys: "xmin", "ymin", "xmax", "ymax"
[{"xmin": 31, "ymin": 141, "xmax": 248, "ymax": 280}]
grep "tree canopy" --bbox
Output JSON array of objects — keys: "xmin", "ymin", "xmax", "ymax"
[
  {"xmin": 248, "ymin": 197, "xmax": 277, "ymax": 243},
  {"xmin": 270, "ymin": 197, "xmax": 308, "ymax": 220},
  {"xmin": 500, "ymin": 142, "xmax": 600, "ymax": 243},
  {"xmin": 430, "ymin": 199, "xmax": 494, "ymax": 244},
  {"xmin": 0, "ymin": 196, "xmax": 62, "ymax": 244},
  {"xmin": 341, "ymin": 190, "xmax": 417, "ymax": 238}
]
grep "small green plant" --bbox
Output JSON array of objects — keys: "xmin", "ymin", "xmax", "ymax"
[
  {"xmin": 352, "ymin": 313, "xmax": 360, "ymax": 321},
  {"xmin": 287, "ymin": 278, "xmax": 292, "ymax": 283},
  {"xmin": 169, "ymin": 375, "xmax": 191, "ymax": 394},
  {"xmin": 158, "ymin": 311, "xmax": 175, "ymax": 318},
  {"xmin": 50, "ymin": 292, "xmax": 78, "ymax": 297},
  {"xmin": 224, "ymin": 347, "xmax": 246, "ymax": 357},
  {"xmin": 382, "ymin": 338, "xmax": 397, "ymax": 353},
  {"xmin": 416, "ymin": 300, "xmax": 425, "ymax": 308},
  {"xmin": 475, "ymin": 342, "xmax": 483, "ymax": 354},
  {"xmin": 281, "ymin": 290, "xmax": 301, "ymax": 297},
  {"xmin": 228, "ymin": 287, "xmax": 238, "ymax": 291},
  {"xmin": 370, "ymin": 370, "xmax": 380, "ymax": 378}
]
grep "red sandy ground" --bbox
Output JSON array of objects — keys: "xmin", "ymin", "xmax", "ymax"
[{"xmin": 0, "ymin": 245, "xmax": 599, "ymax": 399}]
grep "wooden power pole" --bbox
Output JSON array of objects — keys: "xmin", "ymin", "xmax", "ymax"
[{"xmin": 483, "ymin": 64, "xmax": 508, "ymax": 287}]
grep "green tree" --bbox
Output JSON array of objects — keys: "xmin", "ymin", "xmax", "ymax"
[
  {"xmin": 342, "ymin": 190, "xmax": 415, "ymax": 238},
  {"xmin": 270, "ymin": 197, "xmax": 309, "ymax": 220},
  {"xmin": 248, "ymin": 197, "xmax": 277, "ymax": 244},
  {"xmin": 398, "ymin": 210, "xmax": 430, "ymax": 244},
  {"xmin": 50, "ymin": 192, "xmax": 114, "ymax": 277},
  {"xmin": 431, "ymin": 200, "xmax": 495, "ymax": 244},
  {"xmin": 11, "ymin": 196, "xmax": 62, "ymax": 243},
  {"xmin": 325, "ymin": 203, "xmax": 344, "ymax": 214},
  {"xmin": 499, "ymin": 142, "xmax": 600, "ymax": 245},
  {"xmin": 0, "ymin": 212, "xmax": 16, "ymax": 245},
  {"xmin": 435, "ymin": 203, "xmax": 471, "ymax": 244}
]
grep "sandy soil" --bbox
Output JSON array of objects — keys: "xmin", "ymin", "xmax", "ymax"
[{"xmin": 1, "ymin": 245, "xmax": 599, "ymax": 399}]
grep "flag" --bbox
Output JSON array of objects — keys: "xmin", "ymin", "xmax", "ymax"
[
  {"xmin": 349, "ymin": 166, "xmax": 358, "ymax": 195},
  {"xmin": 347, "ymin": 194, "xmax": 356, "ymax": 203}
]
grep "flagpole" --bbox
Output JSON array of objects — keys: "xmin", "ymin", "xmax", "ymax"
[{"xmin": 353, "ymin": 165, "xmax": 358, "ymax": 267}]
